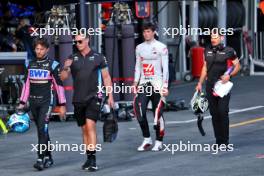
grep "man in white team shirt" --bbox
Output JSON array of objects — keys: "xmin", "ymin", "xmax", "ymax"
[{"xmin": 132, "ymin": 22, "xmax": 169, "ymax": 151}]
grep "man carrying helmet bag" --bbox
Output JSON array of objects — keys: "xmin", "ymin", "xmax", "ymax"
[{"xmin": 195, "ymin": 29, "xmax": 240, "ymax": 149}]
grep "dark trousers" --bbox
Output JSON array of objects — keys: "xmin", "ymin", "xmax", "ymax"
[
  {"xmin": 133, "ymin": 83, "xmax": 165, "ymax": 141},
  {"xmin": 206, "ymin": 83, "xmax": 230, "ymax": 145},
  {"xmin": 30, "ymin": 101, "xmax": 53, "ymax": 159}
]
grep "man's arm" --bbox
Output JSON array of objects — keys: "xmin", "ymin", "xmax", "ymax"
[
  {"xmin": 60, "ymin": 59, "xmax": 73, "ymax": 81},
  {"xmin": 221, "ymin": 58, "xmax": 241, "ymax": 83},
  {"xmin": 221, "ymin": 43, "xmax": 241, "ymax": 84},
  {"xmin": 51, "ymin": 61, "xmax": 66, "ymax": 105},
  {"xmin": 230, "ymin": 58, "xmax": 241, "ymax": 77},
  {"xmin": 101, "ymin": 68, "xmax": 114, "ymax": 108},
  {"xmin": 160, "ymin": 46, "xmax": 169, "ymax": 96},
  {"xmin": 198, "ymin": 61, "xmax": 208, "ymax": 84},
  {"xmin": 51, "ymin": 61, "xmax": 66, "ymax": 118},
  {"xmin": 196, "ymin": 61, "xmax": 207, "ymax": 92},
  {"xmin": 19, "ymin": 66, "xmax": 30, "ymax": 105},
  {"xmin": 161, "ymin": 47, "xmax": 169, "ymax": 87}
]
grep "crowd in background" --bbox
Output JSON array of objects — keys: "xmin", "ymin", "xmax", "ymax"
[{"xmin": 0, "ymin": 2, "xmax": 35, "ymax": 61}]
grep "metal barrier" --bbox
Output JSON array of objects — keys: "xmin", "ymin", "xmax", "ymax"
[
  {"xmin": 243, "ymin": 31, "xmax": 264, "ymax": 76},
  {"xmin": 251, "ymin": 30, "xmax": 264, "ymax": 75},
  {"xmin": 0, "ymin": 52, "xmax": 27, "ymax": 64},
  {"xmin": 244, "ymin": 0, "xmax": 264, "ymax": 76}
]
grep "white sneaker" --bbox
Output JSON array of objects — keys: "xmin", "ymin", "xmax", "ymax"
[
  {"xmin": 137, "ymin": 137, "xmax": 152, "ymax": 151},
  {"xmin": 151, "ymin": 140, "xmax": 163, "ymax": 151}
]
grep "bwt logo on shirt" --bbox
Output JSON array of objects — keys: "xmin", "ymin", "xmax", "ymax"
[
  {"xmin": 143, "ymin": 64, "xmax": 154, "ymax": 76},
  {"xmin": 29, "ymin": 69, "xmax": 50, "ymax": 79}
]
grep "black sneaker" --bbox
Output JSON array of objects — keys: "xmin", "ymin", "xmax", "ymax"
[
  {"xmin": 213, "ymin": 143, "xmax": 219, "ymax": 150},
  {"xmin": 88, "ymin": 155, "xmax": 98, "ymax": 172},
  {"xmin": 33, "ymin": 159, "xmax": 44, "ymax": 171},
  {"xmin": 82, "ymin": 159, "xmax": 90, "ymax": 170},
  {"xmin": 44, "ymin": 156, "xmax": 54, "ymax": 168}
]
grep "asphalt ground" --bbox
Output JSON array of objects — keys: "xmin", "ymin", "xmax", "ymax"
[{"xmin": 0, "ymin": 75, "xmax": 263, "ymax": 176}]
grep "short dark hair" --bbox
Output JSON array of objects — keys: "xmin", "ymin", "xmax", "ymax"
[
  {"xmin": 74, "ymin": 33, "xmax": 89, "ymax": 39},
  {"xmin": 211, "ymin": 28, "xmax": 223, "ymax": 36},
  {"xmin": 33, "ymin": 37, "xmax": 49, "ymax": 49},
  {"xmin": 73, "ymin": 29, "xmax": 90, "ymax": 39},
  {"xmin": 142, "ymin": 22, "xmax": 156, "ymax": 32}
]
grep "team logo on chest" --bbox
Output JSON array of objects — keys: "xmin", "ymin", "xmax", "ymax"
[
  {"xmin": 73, "ymin": 56, "xmax": 79, "ymax": 62},
  {"xmin": 207, "ymin": 51, "xmax": 213, "ymax": 56},
  {"xmin": 29, "ymin": 69, "xmax": 50, "ymax": 79},
  {"xmin": 143, "ymin": 64, "xmax": 154, "ymax": 76},
  {"xmin": 89, "ymin": 56, "xmax": 95, "ymax": 61},
  {"xmin": 43, "ymin": 63, "xmax": 49, "ymax": 67}
]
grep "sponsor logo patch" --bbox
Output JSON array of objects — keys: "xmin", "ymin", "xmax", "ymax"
[
  {"xmin": 143, "ymin": 64, "xmax": 154, "ymax": 76},
  {"xmin": 29, "ymin": 69, "xmax": 49, "ymax": 79}
]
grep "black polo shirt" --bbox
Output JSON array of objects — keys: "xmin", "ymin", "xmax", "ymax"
[
  {"xmin": 205, "ymin": 45, "xmax": 237, "ymax": 85},
  {"xmin": 69, "ymin": 50, "xmax": 108, "ymax": 104}
]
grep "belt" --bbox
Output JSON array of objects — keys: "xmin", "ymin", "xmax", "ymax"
[{"xmin": 30, "ymin": 95, "xmax": 43, "ymax": 99}]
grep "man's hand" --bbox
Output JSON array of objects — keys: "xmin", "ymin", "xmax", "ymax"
[
  {"xmin": 131, "ymin": 82, "xmax": 138, "ymax": 94},
  {"xmin": 131, "ymin": 85, "xmax": 137, "ymax": 94},
  {"xmin": 12, "ymin": 44, "xmax": 17, "ymax": 52},
  {"xmin": 64, "ymin": 59, "xmax": 73, "ymax": 67},
  {"xmin": 107, "ymin": 95, "xmax": 115, "ymax": 108},
  {"xmin": 221, "ymin": 75, "xmax": 230, "ymax": 84},
  {"xmin": 196, "ymin": 82, "xmax": 202, "ymax": 92},
  {"xmin": 161, "ymin": 87, "xmax": 169, "ymax": 97},
  {"xmin": 59, "ymin": 106, "xmax": 66, "ymax": 120},
  {"xmin": 60, "ymin": 70, "xmax": 69, "ymax": 81}
]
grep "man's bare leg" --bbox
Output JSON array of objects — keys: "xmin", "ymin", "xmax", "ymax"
[
  {"xmin": 85, "ymin": 119, "xmax": 97, "ymax": 150},
  {"xmin": 81, "ymin": 125, "xmax": 88, "ymax": 147},
  {"xmin": 82, "ymin": 118, "xmax": 97, "ymax": 171}
]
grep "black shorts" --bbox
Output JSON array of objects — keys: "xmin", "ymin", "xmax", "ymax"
[{"xmin": 73, "ymin": 98, "xmax": 101, "ymax": 126}]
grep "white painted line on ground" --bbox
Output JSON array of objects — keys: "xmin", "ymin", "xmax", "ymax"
[
  {"xmin": 129, "ymin": 128, "xmax": 137, "ymax": 130},
  {"xmin": 165, "ymin": 105, "xmax": 264, "ymax": 125}
]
